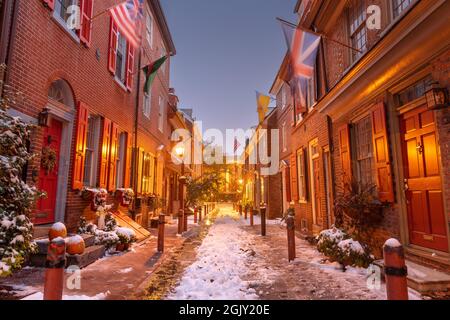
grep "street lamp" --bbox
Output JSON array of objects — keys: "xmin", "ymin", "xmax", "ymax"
[{"xmin": 175, "ymin": 145, "xmax": 186, "ymax": 234}]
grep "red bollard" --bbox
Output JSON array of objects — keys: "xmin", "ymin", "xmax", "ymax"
[
  {"xmin": 44, "ymin": 237, "xmax": 66, "ymax": 300},
  {"xmin": 250, "ymin": 209, "xmax": 255, "ymax": 226},
  {"xmin": 178, "ymin": 209, "xmax": 184, "ymax": 235},
  {"xmin": 239, "ymin": 205, "xmax": 242, "ymax": 216},
  {"xmin": 286, "ymin": 214, "xmax": 296, "ymax": 262},
  {"xmin": 157, "ymin": 214, "xmax": 165, "ymax": 252},
  {"xmin": 260, "ymin": 205, "xmax": 266, "ymax": 236},
  {"xmin": 194, "ymin": 207, "xmax": 198, "ymax": 224},
  {"xmin": 383, "ymin": 239, "xmax": 409, "ymax": 300},
  {"xmin": 244, "ymin": 207, "xmax": 248, "ymax": 220},
  {"xmin": 198, "ymin": 207, "xmax": 202, "ymax": 222}
]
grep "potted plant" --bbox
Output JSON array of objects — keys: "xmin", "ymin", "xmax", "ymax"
[{"xmin": 115, "ymin": 227, "xmax": 137, "ymax": 251}]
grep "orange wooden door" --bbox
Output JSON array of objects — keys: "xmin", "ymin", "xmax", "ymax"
[
  {"xmin": 35, "ymin": 119, "xmax": 63, "ymax": 225},
  {"xmin": 401, "ymin": 105, "xmax": 448, "ymax": 252},
  {"xmin": 312, "ymin": 158, "xmax": 321, "ymax": 225}
]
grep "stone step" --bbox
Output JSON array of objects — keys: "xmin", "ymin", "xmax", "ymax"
[
  {"xmin": 373, "ymin": 259, "xmax": 450, "ymax": 294},
  {"xmin": 29, "ymin": 244, "xmax": 105, "ymax": 269},
  {"xmin": 66, "ymin": 245, "xmax": 105, "ymax": 269},
  {"xmin": 34, "ymin": 234, "xmax": 96, "ymax": 255}
]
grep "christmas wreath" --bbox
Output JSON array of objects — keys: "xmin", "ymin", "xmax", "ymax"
[{"xmin": 40, "ymin": 146, "xmax": 57, "ymax": 174}]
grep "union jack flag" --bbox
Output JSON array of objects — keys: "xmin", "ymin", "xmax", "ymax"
[
  {"xmin": 280, "ymin": 21, "xmax": 321, "ymax": 79},
  {"xmin": 110, "ymin": 0, "xmax": 144, "ymax": 48}
]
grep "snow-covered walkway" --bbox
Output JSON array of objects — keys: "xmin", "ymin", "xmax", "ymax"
[
  {"xmin": 168, "ymin": 204, "xmax": 422, "ymax": 300},
  {"xmin": 169, "ymin": 206, "xmax": 258, "ymax": 299}
]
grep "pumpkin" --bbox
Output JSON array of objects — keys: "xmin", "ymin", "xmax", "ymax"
[
  {"xmin": 66, "ymin": 235, "xmax": 86, "ymax": 255},
  {"xmin": 48, "ymin": 222, "xmax": 67, "ymax": 240}
]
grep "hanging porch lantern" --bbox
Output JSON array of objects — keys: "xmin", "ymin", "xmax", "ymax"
[
  {"xmin": 38, "ymin": 107, "xmax": 50, "ymax": 127},
  {"xmin": 425, "ymin": 83, "xmax": 448, "ymax": 110}
]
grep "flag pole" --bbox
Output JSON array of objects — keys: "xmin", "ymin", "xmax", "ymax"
[{"xmin": 276, "ymin": 17, "xmax": 362, "ymax": 53}]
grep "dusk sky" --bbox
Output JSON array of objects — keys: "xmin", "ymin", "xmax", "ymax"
[{"xmin": 161, "ymin": 0, "xmax": 298, "ymax": 136}]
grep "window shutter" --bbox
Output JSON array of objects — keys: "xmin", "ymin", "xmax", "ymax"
[
  {"xmin": 99, "ymin": 118, "xmax": 112, "ymax": 189},
  {"xmin": 43, "ymin": 0, "xmax": 55, "ymax": 10},
  {"xmin": 107, "ymin": 122, "xmax": 119, "ymax": 191},
  {"xmin": 108, "ymin": 18, "xmax": 118, "ymax": 74},
  {"xmin": 371, "ymin": 102, "xmax": 394, "ymax": 202},
  {"xmin": 79, "ymin": 0, "xmax": 94, "ymax": 46},
  {"xmin": 285, "ymin": 166, "xmax": 291, "ymax": 203},
  {"xmin": 338, "ymin": 124, "xmax": 352, "ymax": 185},
  {"xmin": 125, "ymin": 43, "xmax": 135, "ymax": 91},
  {"xmin": 72, "ymin": 102, "xmax": 89, "ymax": 190},
  {"xmin": 290, "ymin": 153, "xmax": 299, "ymax": 201},
  {"xmin": 123, "ymin": 132, "xmax": 133, "ymax": 188}
]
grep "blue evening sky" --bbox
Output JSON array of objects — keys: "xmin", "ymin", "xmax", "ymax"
[{"xmin": 161, "ymin": 0, "xmax": 298, "ymax": 136}]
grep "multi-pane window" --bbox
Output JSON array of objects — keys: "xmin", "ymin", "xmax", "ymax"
[
  {"xmin": 392, "ymin": 0, "xmax": 414, "ymax": 18},
  {"xmin": 281, "ymin": 122, "xmax": 287, "ymax": 152},
  {"xmin": 115, "ymin": 33, "xmax": 127, "ymax": 84},
  {"xmin": 146, "ymin": 11, "xmax": 153, "ymax": 47},
  {"xmin": 396, "ymin": 75, "xmax": 433, "ymax": 106},
  {"xmin": 306, "ymin": 75, "xmax": 317, "ymax": 109},
  {"xmin": 141, "ymin": 153, "xmax": 155, "ymax": 194},
  {"xmin": 116, "ymin": 133, "xmax": 127, "ymax": 188},
  {"xmin": 349, "ymin": 0, "xmax": 367, "ymax": 61},
  {"xmin": 158, "ymin": 96, "xmax": 165, "ymax": 132},
  {"xmin": 160, "ymin": 43, "xmax": 167, "ymax": 74},
  {"xmin": 54, "ymin": 0, "xmax": 79, "ymax": 34},
  {"xmin": 354, "ymin": 116, "xmax": 375, "ymax": 186},
  {"xmin": 297, "ymin": 148, "xmax": 307, "ymax": 202},
  {"xmin": 143, "ymin": 92, "xmax": 151, "ymax": 118},
  {"xmin": 282, "ymin": 85, "xmax": 289, "ymax": 109},
  {"xmin": 83, "ymin": 116, "xmax": 99, "ymax": 187}
]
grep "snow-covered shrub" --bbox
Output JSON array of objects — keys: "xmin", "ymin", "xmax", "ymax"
[
  {"xmin": 317, "ymin": 227, "xmax": 347, "ymax": 258},
  {"xmin": 317, "ymin": 227, "xmax": 373, "ymax": 268},
  {"xmin": 94, "ymin": 229, "xmax": 120, "ymax": 250},
  {"xmin": 337, "ymin": 239, "xmax": 372, "ymax": 268},
  {"xmin": 0, "ymin": 93, "xmax": 44, "ymax": 277},
  {"xmin": 104, "ymin": 213, "xmax": 117, "ymax": 232},
  {"xmin": 116, "ymin": 227, "xmax": 136, "ymax": 245}
]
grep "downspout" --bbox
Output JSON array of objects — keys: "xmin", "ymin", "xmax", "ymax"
[
  {"xmin": 1, "ymin": 0, "xmax": 18, "ymax": 97},
  {"xmin": 132, "ymin": 48, "xmax": 142, "ymax": 219}
]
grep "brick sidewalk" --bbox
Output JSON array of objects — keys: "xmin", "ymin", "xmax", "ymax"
[
  {"xmin": 0, "ymin": 220, "xmax": 202, "ymax": 300},
  {"xmin": 240, "ymin": 223, "xmax": 392, "ymax": 300}
]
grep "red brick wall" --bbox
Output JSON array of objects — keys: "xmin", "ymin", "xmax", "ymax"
[
  {"xmin": 290, "ymin": 110, "xmax": 331, "ymax": 234},
  {"xmin": 6, "ymin": 0, "xmax": 172, "ymax": 231}
]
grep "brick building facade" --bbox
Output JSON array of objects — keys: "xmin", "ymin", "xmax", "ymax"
[
  {"xmin": 266, "ymin": 0, "xmax": 450, "ymax": 269},
  {"xmin": 0, "ymin": 0, "xmax": 190, "ymax": 233}
]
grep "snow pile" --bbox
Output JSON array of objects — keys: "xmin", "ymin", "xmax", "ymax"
[
  {"xmin": 338, "ymin": 239, "xmax": 365, "ymax": 255},
  {"xmin": 169, "ymin": 210, "xmax": 258, "ymax": 300}
]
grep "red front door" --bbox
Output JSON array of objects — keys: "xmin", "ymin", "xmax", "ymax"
[
  {"xmin": 401, "ymin": 105, "xmax": 448, "ymax": 252},
  {"xmin": 35, "ymin": 119, "xmax": 63, "ymax": 225}
]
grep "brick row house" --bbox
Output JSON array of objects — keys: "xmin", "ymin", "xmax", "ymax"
[
  {"xmin": 262, "ymin": 0, "xmax": 450, "ymax": 269},
  {"xmin": 0, "ymin": 0, "xmax": 193, "ymax": 233}
]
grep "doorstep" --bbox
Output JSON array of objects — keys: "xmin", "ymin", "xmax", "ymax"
[{"xmin": 374, "ymin": 259, "xmax": 450, "ymax": 294}]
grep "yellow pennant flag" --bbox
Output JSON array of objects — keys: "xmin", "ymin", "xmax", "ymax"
[{"xmin": 256, "ymin": 91, "xmax": 271, "ymax": 123}]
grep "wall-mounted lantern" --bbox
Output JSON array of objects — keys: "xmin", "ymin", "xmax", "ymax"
[
  {"xmin": 426, "ymin": 83, "xmax": 448, "ymax": 110},
  {"xmin": 38, "ymin": 107, "xmax": 50, "ymax": 127}
]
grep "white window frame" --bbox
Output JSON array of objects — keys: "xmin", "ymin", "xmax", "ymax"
[
  {"xmin": 158, "ymin": 96, "xmax": 165, "ymax": 132},
  {"xmin": 349, "ymin": 0, "xmax": 368, "ymax": 62},
  {"xmin": 115, "ymin": 32, "xmax": 128, "ymax": 85},
  {"xmin": 281, "ymin": 122, "xmax": 287, "ymax": 152},
  {"xmin": 116, "ymin": 132, "xmax": 127, "ymax": 189},
  {"xmin": 308, "ymin": 138, "xmax": 320, "ymax": 225},
  {"xmin": 146, "ymin": 8, "xmax": 153, "ymax": 47},
  {"xmin": 297, "ymin": 147, "xmax": 307, "ymax": 203},
  {"xmin": 160, "ymin": 43, "xmax": 167, "ymax": 75},
  {"xmin": 392, "ymin": 0, "xmax": 415, "ymax": 18},
  {"xmin": 83, "ymin": 116, "xmax": 100, "ymax": 187},
  {"xmin": 53, "ymin": 0, "xmax": 80, "ymax": 41},
  {"xmin": 143, "ymin": 91, "xmax": 151, "ymax": 119}
]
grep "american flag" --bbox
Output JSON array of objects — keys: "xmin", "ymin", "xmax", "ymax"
[
  {"xmin": 109, "ymin": 0, "xmax": 144, "ymax": 48},
  {"xmin": 280, "ymin": 21, "xmax": 321, "ymax": 79},
  {"xmin": 234, "ymin": 138, "xmax": 241, "ymax": 154}
]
